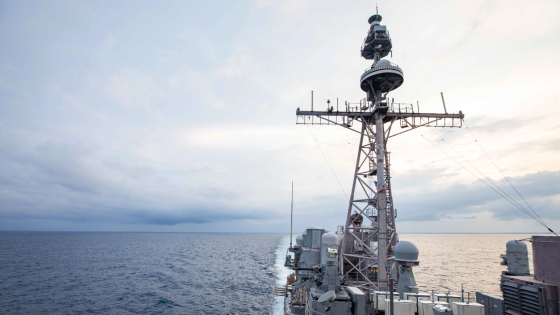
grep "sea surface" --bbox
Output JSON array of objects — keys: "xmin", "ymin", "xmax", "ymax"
[
  {"xmin": 399, "ymin": 234, "xmax": 535, "ymax": 298},
  {"xmin": 0, "ymin": 232, "xmax": 282, "ymax": 314},
  {"xmin": 0, "ymin": 232, "xmax": 533, "ymax": 314}
]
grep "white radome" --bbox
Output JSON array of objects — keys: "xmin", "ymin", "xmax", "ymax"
[
  {"xmin": 394, "ymin": 240, "xmax": 419, "ymax": 262},
  {"xmin": 321, "ymin": 232, "xmax": 338, "ymax": 245}
]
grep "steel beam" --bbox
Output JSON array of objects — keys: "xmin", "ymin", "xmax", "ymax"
[
  {"xmin": 341, "ymin": 122, "xmax": 366, "ymax": 270},
  {"xmin": 296, "ymin": 110, "xmax": 464, "ymax": 119},
  {"xmin": 375, "ymin": 111, "xmax": 388, "ymax": 291}
]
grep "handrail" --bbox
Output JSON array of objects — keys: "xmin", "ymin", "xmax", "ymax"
[
  {"xmin": 363, "ymin": 63, "xmax": 402, "ymax": 74},
  {"xmin": 364, "ymin": 61, "xmax": 400, "ymax": 72}
]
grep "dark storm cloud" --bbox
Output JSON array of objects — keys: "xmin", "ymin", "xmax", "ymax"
[
  {"xmin": 0, "ymin": 135, "xmax": 270, "ymax": 226},
  {"xmin": 394, "ymin": 169, "xmax": 560, "ymax": 222},
  {"xmin": 128, "ymin": 209, "xmax": 271, "ymax": 226}
]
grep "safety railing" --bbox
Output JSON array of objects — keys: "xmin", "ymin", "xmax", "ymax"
[
  {"xmin": 363, "ymin": 61, "xmax": 401, "ymax": 73},
  {"xmin": 389, "ymin": 103, "xmax": 413, "ymax": 113}
]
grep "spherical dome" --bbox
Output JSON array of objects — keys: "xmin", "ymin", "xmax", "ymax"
[
  {"xmin": 506, "ymin": 240, "xmax": 528, "ymax": 253},
  {"xmin": 302, "ymin": 230, "xmax": 307, "ymax": 235},
  {"xmin": 375, "ymin": 59, "xmax": 391, "ymax": 68},
  {"xmin": 394, "ymin": 241, "xmax": 419, "ymax": 262},
  {"xmin": 322, "ymin": 232, "xmax": 338, "ymax": 245}
]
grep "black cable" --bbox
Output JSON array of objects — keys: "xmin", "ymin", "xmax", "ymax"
[
  {"xmin": 425, "ymin": 139, "xmax": 476, "ymax": 146},
  {"xmin": 429, "ymin": 128, "xmax": 543, "ymax": 225},
  {"xmin": 464, "ymin": 120, "xmax": 548, "ymax": 227},
  {"xmin": 462, "ymin": 120, "xmax": 556, "ymax": 235},
  {"xmin": 438, "ymin": 128, "xmax": 468, "ymax": 133},
  {"xmin": 315, "ymin": 139, "xmax": 359, "ymax": 147},
  {"xmin": 307, "ymin": 126, "xmax": 349, "ymax": 201},
  {"xmin": 344, "ymin": 129, "xmax": 356, "ymax": 163},
  {"xmin": 417, "ymin": 130, "xmax": 546, "ymax": 226},
  {"xmin": 315, "ymin": 140, "xmax": 352, "ymax": 146}
]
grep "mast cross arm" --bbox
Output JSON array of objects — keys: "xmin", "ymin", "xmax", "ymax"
[
  {"xmin": 386, "ymin": 112, "xmax": 464, "ymax": 119},
  {"xmin": 296, "ymin": 111, "xmax": 464, "ymax": 119},
  {"xmin": 296, "ymin": 110, "xmax": 371, "ymax": 117}
]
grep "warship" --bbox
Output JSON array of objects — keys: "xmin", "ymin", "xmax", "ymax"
[{"xmin": 277, "ymin": 11, "xmax": 560, "ymax": 315}]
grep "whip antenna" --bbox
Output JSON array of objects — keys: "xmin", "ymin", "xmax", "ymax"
[
  {"xmin": 440, "ymin": 92, "xmax": 448, "ymax": 114},
  {"xmin": 290, "ymin": 180, "xmax": 293, "ymax": 248}
]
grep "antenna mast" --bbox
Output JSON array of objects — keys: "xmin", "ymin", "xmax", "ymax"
[
  {"xmin": 295, "ymin": 12, "xmax": 465, "ymax": 290},
  {"xmin": 290, "ymin": 180, "xmax": 293, "ymax": 248}
]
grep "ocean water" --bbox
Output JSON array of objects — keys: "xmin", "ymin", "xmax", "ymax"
[
  {"xmin": 272, "ymin": 235, "xmax": 292, "ymax": 315},
  {"xmin": 0, "ymin": 232, "xmax": 282, "ymax": 314},
  {"xmin": 0, "ymin": 232, "xmax": 532, "ymax": 314},
  {"xmin": 399, "ymin": 234, "xmax": 535, "ymax": 298}
]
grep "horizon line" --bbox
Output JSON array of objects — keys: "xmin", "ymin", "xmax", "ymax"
[{"xmin": 0, "ymin": 230, "xmax": 549, "ymax": 234}]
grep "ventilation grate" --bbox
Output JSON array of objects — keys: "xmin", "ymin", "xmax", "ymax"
[
  {"xmin": 520, "ymin": 285, "xmax": 542, "ymax": 315},
  {"xmin": 503, "ymin": 281, "xmax": 521, "ymax": 312},
  {"xmin": 501, "ymin": 280, "xmax": 544, "ymax": 315}
]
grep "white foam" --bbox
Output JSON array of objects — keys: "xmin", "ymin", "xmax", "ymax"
[{"xmin": 272, "ymin": 234, "xmax": 293, "ymax": 315}]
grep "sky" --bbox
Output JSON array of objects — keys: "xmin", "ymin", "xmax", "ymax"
[{"xmin": 0, "ymin": 0, "xmax": 559, "ymax": 233}]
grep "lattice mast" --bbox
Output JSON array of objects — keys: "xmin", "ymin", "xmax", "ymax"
[{"xmin": 295, "ymin": 13, "xmax": 464, "ymax": 290}]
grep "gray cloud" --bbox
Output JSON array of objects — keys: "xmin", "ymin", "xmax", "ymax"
[
  {"xmin": 1, "ymin": 0, "xmax": 559, "ymax": 232},
  {"xmin": 0, "ymin": 134, "xmax": 272, "ymax": 226},
  {"xmin": 393, "ymin": 170, "xmax": 560, "ymax": 223}
]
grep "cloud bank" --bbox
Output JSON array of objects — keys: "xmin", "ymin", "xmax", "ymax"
[{"xmin": 0, "ymin": 0, "xmax": 559, "ymax": 232}]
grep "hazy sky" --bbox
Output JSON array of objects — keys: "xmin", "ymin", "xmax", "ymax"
[{"xmin": 1, "ymin": 0, "xmax": 559, "ymax": 233}]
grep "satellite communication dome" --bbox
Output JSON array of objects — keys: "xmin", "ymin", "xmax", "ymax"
[
  {"xmin": 394, "ymin": 241, "xmax": 419, "ymax": 262},
  {"xmin": 360, "ymin": 59, "xmax": 403, "ymax": 96},
  {"xmin": 376, "ymin": 59, "xmax": 391, "ymax": 67},
  {"xmin": 322, "ymin": 232, "xmax": 338, "ymax": 245}
]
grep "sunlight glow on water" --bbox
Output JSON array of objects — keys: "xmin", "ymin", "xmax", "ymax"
[{"xmin": 400, "ymin": 234, "xmax": 535, "ymax": 297}]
